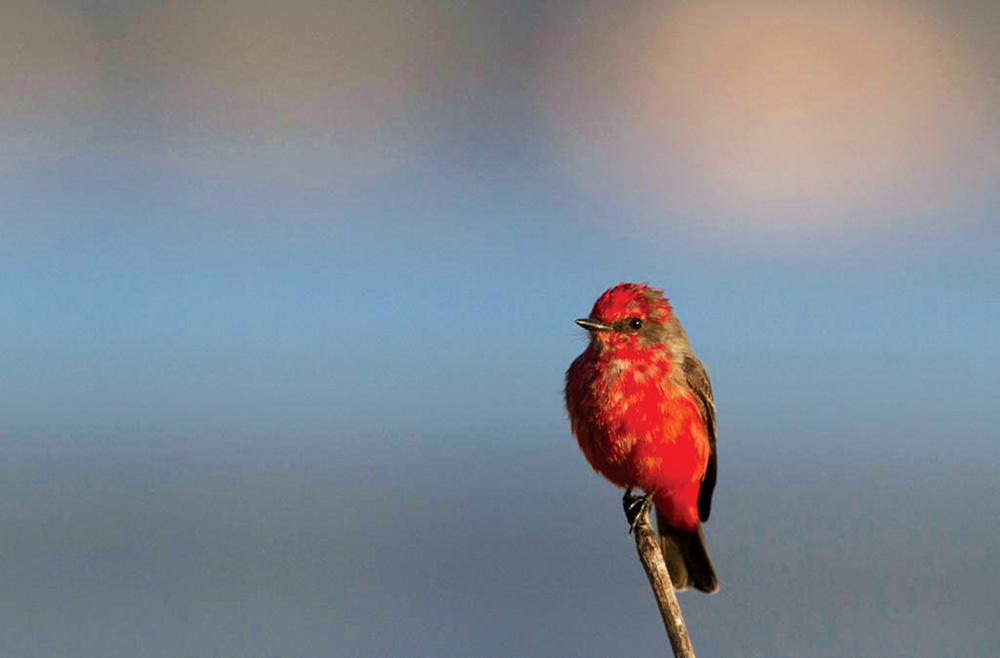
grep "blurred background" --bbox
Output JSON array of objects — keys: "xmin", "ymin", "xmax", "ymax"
[{"xmin": 2, "ymin": 0, "xmax": 998, "ymax": 655}]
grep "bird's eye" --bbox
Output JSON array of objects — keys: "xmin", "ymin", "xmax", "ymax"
[{"xmin": 628, "ymin": 318, "xmax": 643, "ymax": 331}]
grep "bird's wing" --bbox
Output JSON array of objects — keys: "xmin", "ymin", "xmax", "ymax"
[{"xmin": 683, "ymin": 354, "xmax": 717, "ymax": 522}]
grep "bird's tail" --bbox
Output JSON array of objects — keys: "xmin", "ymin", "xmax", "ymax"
[{"xmin": 656, "ymin": 510, "xmax": 719, "ymax": 594}]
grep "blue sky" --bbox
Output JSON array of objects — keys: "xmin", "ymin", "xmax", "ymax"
[{"xmin": 2, "ymin": 1, "xmax": 999, "ymax": 656}]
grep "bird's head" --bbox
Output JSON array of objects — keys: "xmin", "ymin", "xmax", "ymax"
[{"xmin": 575, "ymin": 282, "xmax": 679, "ymax": 352}]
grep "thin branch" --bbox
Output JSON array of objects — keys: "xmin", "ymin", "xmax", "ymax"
[{"xmin": 626, "ymin": 505, "xmax": 696, "ymax": 658}]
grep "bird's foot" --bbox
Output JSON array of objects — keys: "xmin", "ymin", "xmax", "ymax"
[{"xmin": 622, "ymin": 487, "xmax": 655, "ymax": 535}]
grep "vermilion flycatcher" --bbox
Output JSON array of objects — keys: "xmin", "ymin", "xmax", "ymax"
[{"xmin": 565, "ymin": 282, "xmax": 719, "ymax": 593}]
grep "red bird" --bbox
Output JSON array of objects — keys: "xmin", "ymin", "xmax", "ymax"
[{"xmin": 565, "ymin": 282, "xmax": 718, "ymax": 593}]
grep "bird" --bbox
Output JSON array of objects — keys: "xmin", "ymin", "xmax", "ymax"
[{"xmin": 565, "ymin": 282, "xmax": 718, "ymax": 593}]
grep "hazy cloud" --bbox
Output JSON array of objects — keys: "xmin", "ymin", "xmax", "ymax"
[
  {"xmin": 543, "ymin": 0, "xmax": 999, "ymax": 242},
  {"xmin": 120, "ymin": 0, "xmax": 503, "ymax": 185},
  {"xmin": 0, "ymin": 1, "xmax": 105, "ymax": 165}
]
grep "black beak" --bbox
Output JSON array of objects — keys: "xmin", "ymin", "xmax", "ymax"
[{"xmin": 575, "ymin": 318, "xmax": 612, "ymax": 332}]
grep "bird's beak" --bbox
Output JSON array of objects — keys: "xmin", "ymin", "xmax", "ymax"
[{"xmin": 575, "ymin": 318, "xmax": 612, "ymax": 332}]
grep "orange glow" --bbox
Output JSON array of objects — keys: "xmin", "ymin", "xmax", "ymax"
[{"xmin": 545, "ymin": 0, "xmax": 996, "ymax": 240}]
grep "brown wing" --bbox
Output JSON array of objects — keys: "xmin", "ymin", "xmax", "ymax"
[{"xmin": 683, "ymin": 354, "xmax": 717, "ymax": 522}]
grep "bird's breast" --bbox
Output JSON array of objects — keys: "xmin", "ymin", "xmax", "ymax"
[{"xmin": 568, "ymin": 348, "xmax": 708, "ymax": 490}]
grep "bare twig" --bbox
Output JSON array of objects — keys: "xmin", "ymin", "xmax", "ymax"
[{"xmin": 627, "ymin": 506, "xmax": 696, "ymax": 658}]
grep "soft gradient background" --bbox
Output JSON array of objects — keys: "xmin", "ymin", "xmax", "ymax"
[{"xmin": 3, "ymin": 1, "xmax": 998, "ymax": 656}]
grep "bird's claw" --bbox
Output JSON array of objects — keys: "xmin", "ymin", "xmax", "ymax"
[{"xmin": 622, "ymin": 487, "xmax": 655, "ymax": 535}]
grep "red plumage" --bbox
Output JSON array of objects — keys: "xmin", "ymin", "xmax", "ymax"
[{"xmin": 566, "ymin": 282, "xmax": 719, "ymax": 593}]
